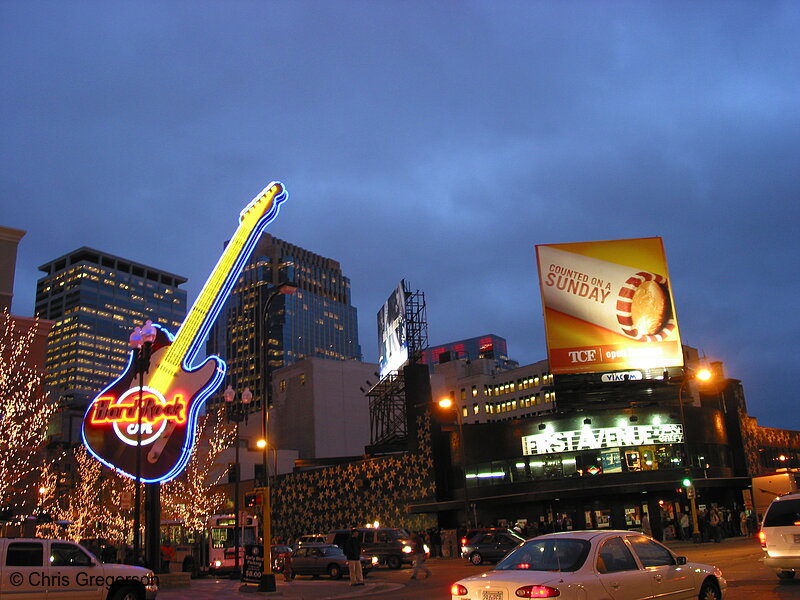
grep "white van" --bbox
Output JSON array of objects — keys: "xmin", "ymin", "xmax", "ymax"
[
  {"xmin": 759, "ymin": 492, "xmax": 800, "ymax": 579},
  {"xmin": 0, "ymin": 538, "xmax": 158, "ymax": 599}
]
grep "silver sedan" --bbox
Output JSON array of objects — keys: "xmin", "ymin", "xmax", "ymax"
[{"xmin": 450, "ymin": 530, "xmax": 726, "ymax": 600}]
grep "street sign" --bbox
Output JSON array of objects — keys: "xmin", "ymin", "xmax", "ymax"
[
  {"xmin": 686, "ymin": 486, "xmax": 696, "ymax": 499},
  {"xmin": 242, "ymin": 544, "xmax": 265, "ymax": 584}
]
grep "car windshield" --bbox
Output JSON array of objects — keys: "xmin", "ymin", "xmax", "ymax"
[
  {"xmin": 322, "ymin": 546, "xmax": 344, "ymax": 557},
  {"xmin": 495, "ymin": 538, "xmax": 591, "ymax": 572},
  {"xmin": 764, "ymin": 499, "xmax": 800, "ymax": 527}
]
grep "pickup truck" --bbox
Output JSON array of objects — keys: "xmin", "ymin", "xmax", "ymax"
[{"xmin": 0, "ymin": 537, "xmax": 158, "ymax": 599}]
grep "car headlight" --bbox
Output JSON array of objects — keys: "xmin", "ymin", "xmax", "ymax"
[
  {"xmin": 402, "ymin": 545, "xmax": 413, "ymax": 554},
  {"xmin": 214, "ymin": 560, "xmax": 222, "ymax": 568},
  {"xmin": 371, "ymin": 556, "xmax": 379, "ymax": 565}
]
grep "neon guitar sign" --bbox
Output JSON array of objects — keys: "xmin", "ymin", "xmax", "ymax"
[{"xmin": 81, "ymin": 182, "xmax": 288, "ymax": 483}]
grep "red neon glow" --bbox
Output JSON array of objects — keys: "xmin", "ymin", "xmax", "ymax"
[{"xmin": 89, "ymin": 392, "xmax": 187, "ymax": 427}]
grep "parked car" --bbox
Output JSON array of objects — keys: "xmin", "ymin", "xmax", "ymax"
[
  {"xmin": 288, "ymin": 543, "xmax": 373, "ymax": 580},
  {"xmin": 461, "ymin": 529, "xmax": 525, "ymax": 565},
  {"xmin": 295, "ymin": 533, "xmax": 326, "ymax": 547},
  {"xmin": 451, "ymin": 530, "xmax": 726, "ymax": 600},
  {"xmin": 0, "ymin": 537, "xmax": 158, "ymax": 599},
  {"xmin": 271, "ymin": 544, "xmax": 293, "ymax": 573},
  {"xmin": 327, "ymin": 527, "xmax": 414, "ymax": 569},
  {"xmin": 759, "ymin": 491, "xmax": 800, "ymax": 579},
  {"xmin": 459, "ymin": 528, "xmax": 520, "ymax": 552}
]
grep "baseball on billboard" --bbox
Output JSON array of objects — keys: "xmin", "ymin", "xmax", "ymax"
[{"xmin": 535, "ymin": 237, "xmax": 684, "ymax": 374}]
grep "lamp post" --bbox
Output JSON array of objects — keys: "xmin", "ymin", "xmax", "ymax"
[
  {"xmin": 438, "ymin": 398, "xmax": 473, "ymax": 530},
  {"xmin": 676, "ymin": 367, "xmax": 712, "ymax": 543},
  {"xmin": 129, "ymin": 319, "xmax": 156, "ymax": 566},
  {"xmin": 224, "ymin": 385, "xmax": 251, "ymax": 579},
  {"xmin": 258, "ymin": 281, "xmax": 297, "ymax": 592}
]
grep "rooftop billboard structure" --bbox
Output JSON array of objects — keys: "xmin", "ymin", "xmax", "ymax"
[{"xmin": 535, "ymin": 237, "xmax": 683, "ymax": 375}]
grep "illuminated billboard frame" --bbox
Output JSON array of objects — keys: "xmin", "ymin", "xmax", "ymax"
[
  {"xmin": 377, "ymin": 280, "xmax": 409, "ymax": 378},
  {"xmin": 81, "ymin": 182, "xmax": 287, "ymax": 483},
  {"xmin": 535, "ymin": 237, "xmax": 684, "ymax": 374}
]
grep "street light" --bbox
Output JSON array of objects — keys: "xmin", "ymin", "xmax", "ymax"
[
  {"xmin": 224, "ymin": 384, "xmax": 251, "ymax": 579},
  {"xmin": 438, "ymin": 398, "xmax": 473, "ymax": 530},
  {"xmin": 258, "ymin": 281, "xmax": 297, "ymax": 592},
  {"xmin": 129, "ymin": 319, "xmax": 156, "ymax": 566},
  {"xmin": 676, "ymin": 366, "xmax": 714, "ymax": 542}
]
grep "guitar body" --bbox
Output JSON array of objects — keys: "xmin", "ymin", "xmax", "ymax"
[{"xmin": 82, "ymin": 326, "xmax": 224, "ymax": 482}]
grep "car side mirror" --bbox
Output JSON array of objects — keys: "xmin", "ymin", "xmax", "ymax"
[{"xmin": 676, "ymin": 556, "xmax": 687, "ymax": 565}]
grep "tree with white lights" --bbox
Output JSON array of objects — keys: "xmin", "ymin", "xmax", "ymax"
[
  {"xmin": 161, "ymin": 405, "xmax": 235, "ymax": 532},
  {"xmin": 0, "ymin": 309, "xmax": 58, "ymax": 519}
]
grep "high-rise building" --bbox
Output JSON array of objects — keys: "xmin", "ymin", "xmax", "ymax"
[
  {"xmin": 207, "ymin": 233, "xmax": 361, "ymax": 408},
  {"xmin": 35, "ymin": 247, "xmax": 188, "ymax": 405}
]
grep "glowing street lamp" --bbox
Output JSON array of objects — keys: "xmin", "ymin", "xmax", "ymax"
[
  {"xmin": 438, "ymin": 398, "xmax": 473, "ymax": 529},
  {"xmin": 224, "ymin": 385, "xmax": 251, "ymax": 578},
  {"xmin": 129, "ymin": 319, "xmax": 156, "ymax": 566},
  {"xmin": 258, "ymin": 281, "xmax": 297, "ymax": 592},
  {"xmin": 676, "ymin": 366, "xmax": 715, "ymax": 542}
]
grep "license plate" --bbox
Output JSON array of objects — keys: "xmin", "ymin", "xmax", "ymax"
[{"xmin": 482, "ymin": 591, "xmax": 503, "ymax": 600}]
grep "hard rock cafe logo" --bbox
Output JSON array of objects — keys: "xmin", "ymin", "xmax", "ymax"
[{"xmin": 88, "ymin": 386, "xmax": 187, "ymax": 446}]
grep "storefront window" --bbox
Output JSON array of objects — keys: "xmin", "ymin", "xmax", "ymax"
[{"xmin": 466, "ymin": 443, "xmax": 691, "ymax": 488}]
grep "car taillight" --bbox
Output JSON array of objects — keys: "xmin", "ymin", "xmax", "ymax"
[
  {"xmin": 758, "ymin": 530, "xmax": 767, "ymax": 548},
  {"xmin": 451, "ymin": 583, "xmax": 469, "ymax": 596},
  {"xmin": 461, "ymin": 537, "xmax": 468, "ymax": 546},
  {"xmin": 515, "ymin": 585, "xmax": 561, "ymax": 598}
]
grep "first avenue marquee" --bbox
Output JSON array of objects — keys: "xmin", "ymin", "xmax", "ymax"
[{"xmin": 521, "ymin": 423, "xmax": 684, "ymax": 456}]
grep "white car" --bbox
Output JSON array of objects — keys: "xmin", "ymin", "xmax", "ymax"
[
  {"xmin": 450, "ymin": 530, "xmax": 726, "ymax": 600},
  {"xmin": 0, "ymin": 537, "xmax": 158, "ymax": 600},
  {"xmin": 759, "ymin": 491, "xmax": 800, "ymax": 579}
]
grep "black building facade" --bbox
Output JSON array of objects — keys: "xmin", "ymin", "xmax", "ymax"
[{"xmin": 412, "ymin": 349, "xmax": 781, "ymax": 541}]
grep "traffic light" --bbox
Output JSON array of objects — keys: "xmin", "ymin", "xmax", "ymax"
[
  {"xmin": 245, "ymin": 492, "xmax": 262, "ymax": 508},
  {"xmin": 682, "ymin": 478, "xmax": 692, "ymax": 487}
]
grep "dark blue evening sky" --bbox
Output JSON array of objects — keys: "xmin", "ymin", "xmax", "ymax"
[{"xmin": 2, "ymin": 2, "xmax": 798, "ymax": 429}]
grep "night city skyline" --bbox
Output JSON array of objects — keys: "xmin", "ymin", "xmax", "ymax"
[{"xmin": 2, "ymin": 2, "xmax": 799, "ymax": 431}]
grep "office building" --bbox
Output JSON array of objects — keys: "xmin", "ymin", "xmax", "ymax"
[
  {"xmin": 35, "ymin": 247, "xmax": 188, "ymax": 407},
  {"xmin": 431, "ymin": 356, "xmax": 554, "ymax": 424},
  {"xmin": 207, "ymin": 233, "xmax": 361, "ymax": 408}
]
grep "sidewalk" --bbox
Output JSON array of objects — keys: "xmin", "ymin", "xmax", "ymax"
[{"xmin": 158, "ymin": 577, "xmax": 404, "ymax": 600}]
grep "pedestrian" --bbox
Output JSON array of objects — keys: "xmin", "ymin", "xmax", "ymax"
[
  {"xmin": 709, "ymin": 507, "xmax": 722, "ymax": 543},
  {"xmin": 343, "ymin": 529, "xmax": 364, "ymax": 586},
  {"xmin": 429, "ymin": 528, "xmax": 442, "ymax": 558},
  {"xmin": 680, "ymin": 512, "xmax": 690, "ymax": 540},
  {"xmin": 281, "ymin": 550, "xmax": 293, "ymax": 582},
  {"xmin": 641, "ymin": 513, "xmax": 652, "ymax": 537},
  {"xmin": 409, "ymin": 531, "xmax": 431, "ymax": 579},
  {"xmin": 739, "ymin": 510, "xmax": 748, "ymax": 536}
]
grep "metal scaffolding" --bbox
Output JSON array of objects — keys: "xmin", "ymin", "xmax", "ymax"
[{"xmin": 367, "ymin": 282, "xmax": 428, "ymax": 453}]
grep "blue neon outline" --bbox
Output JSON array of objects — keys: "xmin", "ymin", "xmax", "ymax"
[{"xmin": 81, "ymin": 183, "xmax": 286, "ymax": 483}]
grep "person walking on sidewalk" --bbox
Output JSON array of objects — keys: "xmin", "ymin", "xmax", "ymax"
[
  {"xmin": 409, "ymin": 531, "xmax": 431, "ymax": 579},
  {"xmin": 344, "ymin": 529, "xmax": 364, "ymax": 586}
]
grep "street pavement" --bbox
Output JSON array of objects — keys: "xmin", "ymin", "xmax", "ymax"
[
  {"xmin": 157, "ymin": 535, "xmax": 783, "ymax": 600},
  {"xmin": 158, "ymin": 577, "xmax": 404, "ymax": 600}
]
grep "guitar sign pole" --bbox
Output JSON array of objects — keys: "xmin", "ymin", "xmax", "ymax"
[{"xmin": 82, "ymin": 183, "xmax": 289, "ymax": 491}]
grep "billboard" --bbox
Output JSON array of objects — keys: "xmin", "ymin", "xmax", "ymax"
[
  {"xmin": 535, "ymin": 237, "xmax": 683, "ymax": 374},
  {"xmin": 377, "ymin": 280, "xmax": 408, "ymax": 378}
]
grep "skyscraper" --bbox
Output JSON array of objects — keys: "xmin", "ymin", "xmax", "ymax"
[
  {"xmin": 35, "ymin": 247, "xmax": 188, "ymax": 404},
  {"xmin": 207, "ymin": 233, "xmax": 361, "ymax": 408}
]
